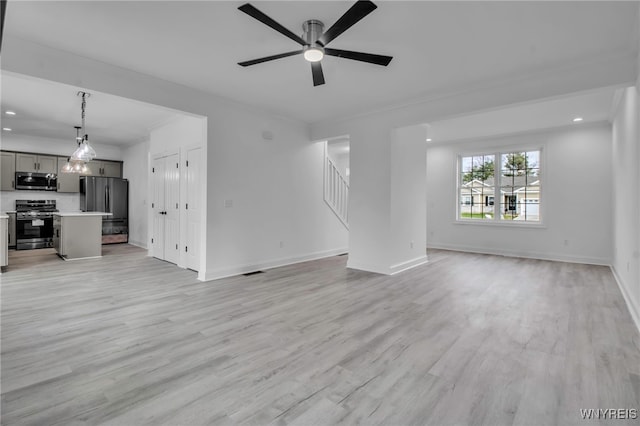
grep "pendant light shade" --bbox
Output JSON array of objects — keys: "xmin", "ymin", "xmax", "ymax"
[
  {"xmin": 71, "ymin": 135, "xmax": 97, "ymax": 162},
  {"xmin": 66, "ymin": 91, "xmax": 97, "ymax": 167},
  {"xmin": 62, "ymin": 156, "xmax": 92, "ymax": 174}
]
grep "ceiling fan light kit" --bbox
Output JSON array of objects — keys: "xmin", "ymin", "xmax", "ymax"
[{"xmin": 238, "ymin": 0, "xmax": 392, "ymax": 86}]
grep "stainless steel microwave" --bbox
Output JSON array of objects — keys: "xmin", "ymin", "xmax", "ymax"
[{"xmin": 15, "ymin": 172, "xmax": 57, "ymax": 191}]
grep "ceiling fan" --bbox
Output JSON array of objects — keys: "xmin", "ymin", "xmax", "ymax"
[{"xmin": 237, "ymin": 0, "xmax": 393, "ymax": 87}]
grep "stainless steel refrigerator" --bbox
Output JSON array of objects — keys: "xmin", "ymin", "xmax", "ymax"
[{"xmin": 80, "ymin": 176, "xmax": 129, "ymax": 244}]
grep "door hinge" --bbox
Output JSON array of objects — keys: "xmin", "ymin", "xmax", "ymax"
[
  {"xmin": 152, "ymin": 202, "xmax": 154, "ymax": 208},
  {"xmin": 176, "ymin": 244, "xmax": 178, "ymax": 250},
  {"xmin": 186, "ymin": 203, "xmax": 188, "ymax": 210},
  {"xmin": 186, "ymin": 160, "xmax": 189, "ymax": 167},
  {"xmin": 151, "ymin": 238, "xmax": 154, "ymax": 244},
  {"xmin": 152, "ymin": 167, "xmax": 155, "ymax": 173},
  {"xmin": 176, "ymin": 203, "xmax": 178, "ymax": 209},
  {"xmin": 185, "ymin": 246, "xmax": 188, "ymax": 252},
  {"xmin": 176, "ymin": 163, "xmax": 179, "ymax": 168}
]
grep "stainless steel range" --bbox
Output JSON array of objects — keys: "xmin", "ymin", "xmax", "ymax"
[{"xmin": 16, "ymin": 200, "xmax": 58, "ymax": 250}]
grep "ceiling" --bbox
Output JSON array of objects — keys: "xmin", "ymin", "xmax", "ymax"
[
  {"xmin": 1, "ymin": 72, "xmax": 186, "ymax": 145},
  {"xmin": 428, "ymin": 87, "xmax": 618, "ymax": 143},
  {"xmin": 3, "ymin": 0, "xmax": 638, "ymax": 125}
]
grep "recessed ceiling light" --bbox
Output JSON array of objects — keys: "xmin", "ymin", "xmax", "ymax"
[
  {"xmin": 426, "ymin": 138, "xmax": 432, "ymax": 142},
  {"xmin": 573, "ymin": 117, "xmax": 583, "ymax": 122},
  {"xmin": 5, "ymin": 111, "xmax": 16, "ymax": 115},
  {"xmin": 2, "ymin": 128, "xmax": 12, "ymax": 131}
]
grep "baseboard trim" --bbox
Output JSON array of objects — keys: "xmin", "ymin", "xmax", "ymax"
[
  {"xmin": 427, "ymin": 242, "xmax": 610, "ymax": 266},
  {"xmin": 610, "ymin": 265, "xmax": 640, "ymax": 335},
  {"xmin": 348, "ymin": 254, "xmax": 429, "ymax": 275},
  {"xmin": 346, "ymin": 260, "xmax": 390, "ymax": 275},
  {"xmin": 128, "ymin": 240, "xmax": 147, "ymax": 250},
  {"xmin": 390, "ymin": 255, "xmax": 429, "ymax": 275},
  {"xmin": 202, "ymin": 247, "xmax": 348, "ymax": 281}
]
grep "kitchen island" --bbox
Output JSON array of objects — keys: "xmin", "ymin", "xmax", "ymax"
[{"xmin": 53, "ymin": 212, "xmax": 112, "ymax": 260}]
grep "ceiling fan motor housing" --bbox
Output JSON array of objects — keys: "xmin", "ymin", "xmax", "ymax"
[{"xmin": 303, "ymin": 20, "xmax": 325, "ymax": 47}]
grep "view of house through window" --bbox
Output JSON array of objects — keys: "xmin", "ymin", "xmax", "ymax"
[{"xmin": 459, "ymin": 150, "xmax": 541, "ymax": 222}]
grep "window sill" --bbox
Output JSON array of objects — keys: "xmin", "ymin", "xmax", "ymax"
[{"xmin": 454, "ymin": 219, "xmax": 546, "ymax": 229}]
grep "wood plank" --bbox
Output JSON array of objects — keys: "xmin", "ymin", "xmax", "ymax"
[{"xmin": 1, "ymin": 245, "xmax": 639, "ymax": 425}]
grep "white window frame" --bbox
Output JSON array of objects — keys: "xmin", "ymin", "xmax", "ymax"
[{"xmin": 456, "ymin": 146, "xmax": 544, "ymax": 227}]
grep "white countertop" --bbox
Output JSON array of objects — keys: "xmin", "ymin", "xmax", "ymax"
[{"xmin": 55, "ymin": 212, "xmax": 113, "ymax": 217}]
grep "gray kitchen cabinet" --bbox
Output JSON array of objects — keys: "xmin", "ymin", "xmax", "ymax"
[
  {"xmin": 15, "ymin": 152, "xmax": 36, "ymax": 172},
  {"xmin": 16, "ymin": 153, "xmax": 57, "ymax": 173},
  {"xmin": 101, "ymin": 161, "xmax": 122, "ymax": 178},
  {"xmin": 1, "ymin": 151, "xmax": 16, "ymax": 191},
  {"xmin": 56, "ymin": 157, "xmax": 79, "ymax": 192},
  {"xmin": 84, "ymin": 160, "xmax": 122, "ymax": 178},
  {"xmin": 7, "ymin": 212, "xmax": 16, "ymax": 248}
]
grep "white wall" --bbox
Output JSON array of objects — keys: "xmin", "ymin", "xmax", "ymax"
[
  {"xmin": 206, "ymin": 117, "xmax": 348, "ymax": 279},
  {"xmin": 344, "ymin": 124, "xmax": 427, "ymax": 275},
  {"xmin": 0, "ymin": 133, "xmax": 124, "ymax": 213},
  {"xmin": 611, "ymin": 86, "xmax": 640, "ymax": 330},
  {"xmin": 426, "ymin": 123, "xmax": 613, "ymax": 265},
  {"xmin": 122, "ymin": 138, "xmax": 150, "ymax": 248},
  {"xmin": 345, "ymin": 127, "xmax": 392, "ymax": 273},
  {"xmin": 149, "ymin": 115, "xmax": 203, "ymax": 155},
  {"xmin": 390, "ymin": 125, "xmax": 428, "ymax": 270}
]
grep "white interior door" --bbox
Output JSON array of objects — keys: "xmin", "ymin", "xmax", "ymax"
[
  {"xmin": 164, "ymin": 154, "xmax": 180, "ymax": 265},
  {"xmin": 186, "ymin": 148, "xmax": 201, "ymax": 271},
  {"xmin": 152, "ymin": 157, "xmax": 166, "ymax": 260}
]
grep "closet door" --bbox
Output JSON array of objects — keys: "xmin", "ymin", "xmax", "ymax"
[
  {"xmin": 163, "ymin": 154, "xmax": 180, "ymax": 265},
  {"xmin": 151, "ymin": 154, "xmax": 180, "ymax": 264}
]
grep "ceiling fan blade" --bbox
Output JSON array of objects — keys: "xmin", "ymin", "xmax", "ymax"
[
  {"xmin": 0, "ymin": 0, "xmax": 6, "ymax": 53},
  {"xmin": 317, "ymin": 0, "xmax": 377, "ymax": 47},
  {"xmin": 311, "ymin": 62, "xmax": 325, "ymax": 86},
  {"xmin": 238, "ymin": 50, "xmax": 303, "ymax": 67},
  {"xmin": 238, "ymin": 3, "xmax": 307, "ymax": 46},
  {"xmin": 324, "ymin": 48, "xmax": 392, "ymax": 66}
]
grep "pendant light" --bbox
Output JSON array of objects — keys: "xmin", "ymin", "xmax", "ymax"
[
  {"xmin": 71, "ymin": 91, "xmax": 97, "ymax": 162},
  {"xmin": 62, "ymin": 126, "xmax": 92, "ymax": 174}
]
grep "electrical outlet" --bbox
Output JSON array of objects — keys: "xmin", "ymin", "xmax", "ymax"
[
  {"xmin": 563, "ymin": 239, "xmax": 569, "ymax": 246},
  {"xmin": 279, "ymin": 241, "xmax": 284, "ymax": 248},
  {"xmin": 410, "ymin": 241, "xmax": 414, "ymax": 249},
  {"xmin": 224, "ymin": 199, "xmax": 233, "ymax": 208}
]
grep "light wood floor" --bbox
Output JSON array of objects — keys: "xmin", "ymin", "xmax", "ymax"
[{"xmin": 1, "ymin": 245, "xmax": 639, "ymax": 425}]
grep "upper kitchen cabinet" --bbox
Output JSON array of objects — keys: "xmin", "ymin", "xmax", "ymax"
[
  {"xmin": 56, "ymin": 157, "xmax": 79, "ymax": 193},
  {"xmin": 84, "ymin": 160, "xmax": 122, "ymax": 178},
  {"xmin": 101, "ymin": 161, "xmax": 122, "ymax": 178},
  {"xmin": 16, "ymin": 153, "xmax": 57, "ymax": 174},
  {"xmin": 1, "ymin": 152, "xmax": 16, "ymax": 191}
]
